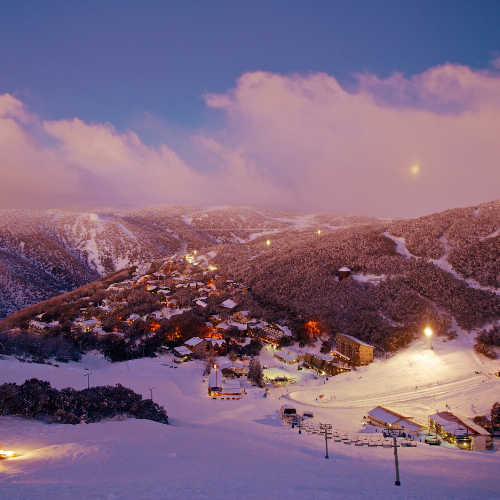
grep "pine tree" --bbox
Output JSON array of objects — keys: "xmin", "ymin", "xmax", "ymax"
[
  {"xmin": 491, "ymin": 402, "xmax": 500, "ymax": 428},
  {"xmin": 248, "ymin": 358, "xmax": 264, "ymax": 388}
]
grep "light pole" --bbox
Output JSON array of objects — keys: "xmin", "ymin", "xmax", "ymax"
[
  {"xmin": 84, "ymin": 372, "xmax": 92, "ymax": 389},
  {"xmin": 424, "ymin": 327, "xmax": 433, "ymax": 350},
  {"xmin": 149, "ymin": 387, "xmax": 155, "ymax": 401}
]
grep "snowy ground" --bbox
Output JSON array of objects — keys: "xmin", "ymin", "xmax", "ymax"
[{"xmin": 1, "ymin": 333, "xmax": 500, "ymax": 499}]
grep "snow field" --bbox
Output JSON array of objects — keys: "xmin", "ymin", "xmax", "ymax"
[{"xmin": 1, "ymin": 333, "xmax": 500, "ymax": 499}]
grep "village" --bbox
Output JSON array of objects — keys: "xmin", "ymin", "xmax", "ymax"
[
  {"xmin": 8, "ymin": 251, "xmax": 497, "ymax": 456},
  {"xmin": 1, "ymin": 250, "xmax": 500, "ymax": 498}
]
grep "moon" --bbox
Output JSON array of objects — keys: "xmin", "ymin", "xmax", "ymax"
[{"xmin": 411, "ymin": 164, "xmax": 420, "ymax": 175}]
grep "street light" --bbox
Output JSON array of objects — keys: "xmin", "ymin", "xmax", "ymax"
[
  {"xmin": 424, "ymin": 327, "xmax": 433, "ymax": 350},
  {"xmin": 266, "ymin": 239, "xmax": 270, "ymax": 247},
  {"xmin": 149, "ymin": 387, "xmax": 155, "ymax": 401}
]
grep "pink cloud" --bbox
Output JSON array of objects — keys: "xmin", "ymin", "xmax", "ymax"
[
  {"xmin": 204, "ymin": 64, "xmax": 500, "ymax": 217},
  {"xmin": 1, "ymin": 61, "xmax": 500, "ymax": 217}
]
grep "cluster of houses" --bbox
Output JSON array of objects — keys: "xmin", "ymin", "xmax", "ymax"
[{"xmin": 365, "ymin": 406, "xmax": 492, "ymax": 451}]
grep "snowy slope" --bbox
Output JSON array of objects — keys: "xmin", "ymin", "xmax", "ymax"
[
  {"xmin": 1, "ymin": 332, "xmax": 499, "ymax": 499},
  {"xmin": 0, "ymin": 206, "xmax": 377, "ymax": 319}
]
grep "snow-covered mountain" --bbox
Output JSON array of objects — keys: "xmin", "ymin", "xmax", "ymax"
[{"xmin": 0, "ymin": 205, "xmax": 376, "ymax": 318}]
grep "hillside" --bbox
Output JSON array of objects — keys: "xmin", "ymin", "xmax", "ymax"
[
  {"xmin": 206, "ymin": 200, "xmax": 500, "ymax": 349},
  {"xmin": 0, "ymin": 205, "xmax": 375, "ymax": 319}
]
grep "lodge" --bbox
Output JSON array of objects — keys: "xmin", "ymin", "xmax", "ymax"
[
  {"xmin": 28, "ymin": 320, "xmax": 49, "ymax": 332},
  {"xmin": 429, "ymin": 411, "xmax": 492, "ymax": 451},
  {"xmin": 258, "ymin": 323, "xmax": 293, "ymax": 346},
  {"xmin": 302, "ymin": 352, "xmax": 350, "ymax": 376},
  {"xmin": 366, "ymin": 406, "xmax": 425, "ymax": 436},
  {"xmin": 336, "ymin": 333, "xmax": 374, "ymax": 366}
]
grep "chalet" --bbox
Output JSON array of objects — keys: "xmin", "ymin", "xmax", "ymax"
[
  {"xmin": 336, "ymin": 333, "xmax": 374, "ymax": 366},
  {"xmin": 258, "ymin": 323, "xmax": 293, "ymax": 346},
  {"xmin": 127, "ymin": 314, "xmax": 141, "ymax": 324},
  {"xmin": 77, "ymin": 319, "xmax": 101, "ymax": 332},
  {"xmin": 338, "ymin": 267, "xmax": 352, "ymax": 281},
  {"xmin": 275, "ymin": 347, "xmax": 305, "ymax": 364},
  {"xmin": 94, "ymin": 327, "xmax": 125, "ymax": 338},
  {"xmin": 367, "ymin": 407, "xmax": 425, "ymax": 435},
  {"xmin": 217, "ymin": 322, "xmax": 229, "ymax": 333},
  {"xmin": 29, "ymin": 320, "xmax": 49, "ymax": 332},
  {"xmin": 221, "ymin": 362, "xmax": 250, "ymax": 377},
  {"xmin": 209, "ymin": 314, "xmax": 222, "ymax": 325},
  {"xmin": 196, "ymin": 300, "xmax": 208, "ymax": 308},
  {"xmin": 206, "ymin": 338, "xmax": 227, "ymax": 356},
  {"xmin": 302, "ymin": 352, "xmax": 350, "ymax": 376},
  {"xmin": 233, "ymin": 311, "xmax": 250, "ymax": 324},
  {"xmin": 221, "ymin": 299, "xmax": 238, "ymax": 310},
  {"xmin": 184, "ymin": 337, "xmax": 208, "ymax": 358},
  {"xmin": 173, "ymin": 346, "xmax": 192, "ymax": 362},
  {"xmin": 429, "ymin": 412, "xmax": 492, "ymax": 451},
  {"xmin": 166, "ymin": 299, "xmax": 179, "ymax": 309}
]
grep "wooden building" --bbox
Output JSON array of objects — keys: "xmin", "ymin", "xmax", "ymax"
[
  {"xmin": 429, "ymin": 411, "xmax": 492, "ymax": 451},
  {"xmin": 302, "ymin": 352, "xmax": 350, "ymax": 376},
  {"xmin": 184, "ymin": 337, "xmax": 208, "ymax": 358},
  {"xmin": 367, "ymin": 406, "xmax": 425, "ymax": 435},
  {"xmin": 336, "ymin": 333, "xmax": 374, "ymax": 366},
  {"xmin": 338, "ymin": 266, "xmax": 352, "ymax": 281}
]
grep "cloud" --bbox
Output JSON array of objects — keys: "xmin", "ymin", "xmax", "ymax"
[
  {"xmin": 1, "ymin": 60, "xmax": 500, "ymax": 217},
  {"xmin": 204, "ymin": 64, "xmax": 500, "ymax": 217}
]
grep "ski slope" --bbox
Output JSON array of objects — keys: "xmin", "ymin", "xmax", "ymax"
[{"xmin": 1, "ymin": 332, "xmax": 499, "ymax": 499}]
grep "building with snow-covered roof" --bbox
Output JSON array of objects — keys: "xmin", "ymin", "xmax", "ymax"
[
  {"xmin": 233, "ymin": 311, "xmax": 250, "ymax": 324},
  {"xmin": 205, "ymin": 338, "xmax": 227, "ymax": 356},
  {"xmin": 184, "ymin": 337, "xmax": 208, "ymax": 358},
  {"xmin": 173, "ymin": 346, "xmax": 193, "ymax": 361},
  {"xmin": 208, "ymin": 368, "xmax": 242, "ymax": 398},
  {"xmin": 429, "ymin": 411, "xmax": 492, "ymax": 451},
  {"xmin": 302, "ymin": 351, "xmax": 350, "ymax": 376},
  {"xmin": 338, "ymin": 266, "xmax": 352, "ymax": 281},
  {"xmin": 221, "ymin": 299, "xmax": 237, "ymax": 309},
  {"xmin": 77, "ymin": 319, "xmax": 101, "ymax": 332},
  {"xmin": 29, "ymin": 320, "xmax": 49, "ymax": 332},
  {"xmin": 336, "ymin": 333, "xmax": 374, "ymax": 366},
  {"xmin": 208, "ymin": 369, "xmax": 223, "ymax": 396},
  {"xmin": 274, "ymin": 347, "xmax": 305, "ymax": 364},
  {"xmin": 367, "ymin": 406, "xmax": 425, "ymax": 435},
  {"xmin": 220, "ymin": 379, "xmax": 242, "ymax": 398},
  {"xmin": 221, "ymin": 362, "xmax": 250, "ymax": 377},
  {"xmin": 258, "ymin": 323, "xmax": 292, "ymax": 346}
]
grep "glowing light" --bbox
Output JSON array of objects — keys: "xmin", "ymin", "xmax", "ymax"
[
  {"xmin": 0, "ymin": 450, "xmax": 16, "ymax": 458},
  {"xmin": 411, "ymin": 164, "xmax": 420, "ymax": 175},
  {"xmin": 317, "ymin": 230, "xmax": 321, "ymax": 235},
  {"xmin": 266, "ymin": 239, "xmax": 270, "ymax": 246},
  {"xmin": 424, "ymin": 327, "xmax": 432, "ymax": 337}
]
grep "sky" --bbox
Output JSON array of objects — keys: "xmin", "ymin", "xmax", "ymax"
[{"xmin": 1, "ymin": 1, "xmax": 500, "ymax": 218}]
